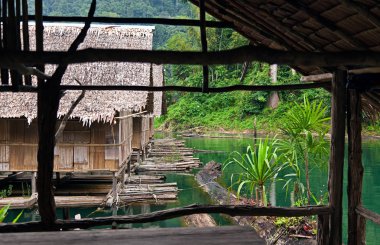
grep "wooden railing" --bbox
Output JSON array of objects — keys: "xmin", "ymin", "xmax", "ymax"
[{"xmin": 0, "ymin": 204, "xmax": 332, "ymax": 233}]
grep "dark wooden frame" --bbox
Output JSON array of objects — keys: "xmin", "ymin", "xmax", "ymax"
[{"xmin": 0, "ymin": 1, "xmax": 379, "ymax": 244}]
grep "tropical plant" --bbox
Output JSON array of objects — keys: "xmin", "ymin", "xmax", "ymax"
[
  {"xmin": 280, "ymin": 96, "xmax": 330, "ymax": 205},
  {"xmin": 223, "ymin": 137, "xmax": 285, "ymax": 206},
  {"xmin": 0, "ymin": 204, "xmax": 23, "ymax": 223}
]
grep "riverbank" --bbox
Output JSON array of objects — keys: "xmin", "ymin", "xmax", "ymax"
[
  {"xmin": 195, "ymin": 161, "xmax": 317, "ymax": 245},
  {"xmin": 157, "ymin": 128, "xmax": 380, "ymax": 141}
]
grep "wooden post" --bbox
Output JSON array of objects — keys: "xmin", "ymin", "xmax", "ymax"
[
  {"xmin": 31, "ymin": 172, "xmax": 36, "ymax": 194},
  {"xmin": 62, "ymin": 207, "xmax": 70, "ymax": 220},
  {"xmin": 127, "ymin": 160, "xmax": 131, "ymax": 178},
  {"xmin": 328, "ymin": 69, "xmax": 347, "ymax": 245},
  {"xmin": 121, "ymin": 166, "xmax": 126, "ymax": 189},
  {"xmin": 56, "ymin": 172, "xmax": 60, "ymax": 185},
  {"xmin": 347, "ymin": 88, "xmax": 366, "ymax": 245},
  {"xmin": 317, "ymin": 214, "xmax": 329, "ymax": 245},
  {"xmin": 112, "ymin": 172, "xmax": 117, "ymax": 207}
]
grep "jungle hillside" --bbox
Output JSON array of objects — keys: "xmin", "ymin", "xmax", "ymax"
[{"xmin": 35, "ymin": 0, "xmax": 380, "ymax": 134}]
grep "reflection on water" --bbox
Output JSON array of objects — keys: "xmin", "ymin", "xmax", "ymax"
[
  {"xmin": 5, "ymin": 135, "xmax": 380, "ymax": 244},
  {"xmin": 6, "ymin": 173, "xmax": 231, "ymax": 228}
]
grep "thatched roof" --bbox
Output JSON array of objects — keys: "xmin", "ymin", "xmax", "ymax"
[{"xmin": 0, "ymin": 24, "xmax": 163, "ymax": 125}]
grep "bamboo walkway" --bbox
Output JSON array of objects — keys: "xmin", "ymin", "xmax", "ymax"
[
  {"xmin": 1, "ymin": 226, "xmax": 264, "ymax": 245},
  {"xmin": 136, "ymin": 139, "xmax": 201, "ymax": 172}
]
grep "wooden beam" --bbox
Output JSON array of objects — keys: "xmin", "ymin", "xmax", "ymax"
[
  {"xmin": 301, "ymin": 73, "xmax": 333, "ymax": 82},
  {"xmin": 0, "ymin": 81, "xmax": 331, "ymax": 93},
  {"xmin": 0, "ymin": 204, "xmax": 332, "ymax": 232},
  {"xmin": 3, "ymin": 47, "xmax": 380, "ymax": 67},
  {"xmin": 199, "ymin": 0, "xmax": 209, "ymax": 93},
  {"xmin": 347, "ymin": 88, "xmax": 366, "ymax": 245},
  {"xmin": 27, "ymin": 15, "xmax": 232, "ymax": 28},
  {"xmin": 328, "ymin": 69, "xmax": 347, "ymax": 245},
  {"xmin": 1, "ymin": 0, "xmax": 9, "ymax": 85},
  {"xmin": 22, "ymin": 0, "xmax": 31, "ymax": 85},
  {"xmin": 301, "ymin": 67, "xmax": 380, "ymax": 82},
  {"xmin": 356, "ymin": 205, "xmax": 380, "ymax": 226}
]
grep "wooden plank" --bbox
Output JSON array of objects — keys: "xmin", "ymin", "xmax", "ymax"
[
  {"xmin": 328, "ymin": 70, "xmax": 347, "ymax": 245},
  {"xmin": 0, "ymin": 226, "xmax": 264, "ymax": 244},
  {"xmin": 0, "ymin": 204, "xmax": 332, "ymax": 232},
  {"xmin": 356, "ymin": 206, "xmax": 380, "ymax": 226},
  {"xmin": 0, "ymin": 119, "xmax": 9, "ymax": 165},
  {"xmin": 105, "ymin": 125, "xmax": 117, "ymax": 160},
  {"xmin": 90, "ymin": 123, "xmax": 105, "ymax": 170},
  {"xmin": 71, "ymin": 129, "xmax": 90, "ymax": 169},
  {"xmin": 24, "ymin": 122, "xmax": 38, "ymax": 169},
  {"xmin": 132, "ymin": 117, "xmax": 142, "ymax": 149},
  {"xmin": 9, "ymin": 119, "xmax": 25, "ymax": 170}
]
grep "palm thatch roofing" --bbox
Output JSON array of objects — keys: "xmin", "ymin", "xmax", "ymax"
[
  {"xmin": 0, "ymin": 23, "xmax": 163, "ymax": 125},
  {"xmin": 189, "ymin": 0, "xmax": 380, "ymax": 115}
]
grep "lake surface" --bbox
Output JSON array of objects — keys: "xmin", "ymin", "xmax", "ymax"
[
  {"xmin": 6, "ymin": 135, "xmax": 380, "ymax": 244},
  {"xmin": 184, "ymin": 135, "xmax": 380, "ymax": 245}
]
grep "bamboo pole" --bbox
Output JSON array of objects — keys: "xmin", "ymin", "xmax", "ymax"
[
  {"xmin": 1, "ymin": 0, "xmax": 9, "ymax": 85},
  {"xmin": 199, "ymin": 0, "xmax": 209, "ymax": 93},
  {"xmin": 3, "ymin": 47, "xmax": 380, "ymax": 67},
  {"xmin": 22, "ymin": 0, "xmax": 31, "ymax": 85},
  {"xmin": 347, "ymin": 88, "xmax": 366, "ymax": 245},
  {"xmin": 328, "ymin": 70, "xmax": 347, "ymax": 245},
  {"xmin": 0, "ymin": 81, "xmax": 331, "ymax": 93},
  {"xmin": 27, "ymin": 15, "xmax": 232, "ymax": 28}
]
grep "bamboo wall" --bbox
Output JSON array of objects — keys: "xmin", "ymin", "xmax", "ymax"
[
  {"xmin": 132, "ymin": 116, "xmax": 152, "ymax": 150},
  {"xmin": 118, "ymin": 111, "xmax": 133, "ymax": 167},
  {"xmin": 0, "ymin": 116, "xmax": 133, "ymax": 172}
]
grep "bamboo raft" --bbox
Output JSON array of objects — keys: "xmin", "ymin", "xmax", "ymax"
[
  {"xmin": 136, "ymin": 139, "xmax": 201, "ymax": 172},
  {"xmin": 119, "ymin": 183, "xmax": 178, "ymax": 203}
]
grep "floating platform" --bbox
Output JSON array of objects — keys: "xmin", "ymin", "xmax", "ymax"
[{"xmin": 136, "ymin": 139, "xmax": 201, "ymax": 173}]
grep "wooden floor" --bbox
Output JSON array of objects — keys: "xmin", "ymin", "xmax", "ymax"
[{"xmin": 2, "ymin": 226, "xmax": 264, "ymax": 245}]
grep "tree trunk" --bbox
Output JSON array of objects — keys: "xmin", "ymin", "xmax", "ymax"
[
  {"xmin": 267, "ymin": 64, "xmax": 279, "ymax": 109},
  {"xmin": 37, "ymin": 82, "xmax": 60, "ymax": 227}
]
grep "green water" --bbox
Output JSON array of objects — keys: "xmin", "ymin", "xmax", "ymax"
[
  {"xmin": 185, "ymin": 136, "xmax": 380, "ymax": 245},
  {"xmin": 5, "ymin": 172, "xmax": 231, "ymax": 228},
  {"xmin": 6, "ymin": 136, "xmax": 380, "ymax": 244}
]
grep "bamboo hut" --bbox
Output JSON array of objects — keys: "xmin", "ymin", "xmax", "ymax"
[{"xmin": 0, "ymin": 23, "xmax": 163, "ymax": 173}]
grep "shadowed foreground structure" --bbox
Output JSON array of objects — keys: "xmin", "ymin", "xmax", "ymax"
[
  {"xmin": 0, "ymin": 0, "xmax": 380, "ymax": 244},
  {"xmin": 1, "ymin": 226, "xmax": 264, "ymax": 245}
]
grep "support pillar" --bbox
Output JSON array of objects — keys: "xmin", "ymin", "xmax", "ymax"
[
  {"xmin": 347, "ymin": 88, "xmax": 366, "ymax": 245},
  {"xmin": 31, "ymin": 172, "xmax": 37, "ymax": 194},
  {"xmin": 112, "ymin": 172, "xmax": 117, "ymax": 207},
  {"xmin": 328, "ymin": 70, "xmax": 347, "ymax": 245}
]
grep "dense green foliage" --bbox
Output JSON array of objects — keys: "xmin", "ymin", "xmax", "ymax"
[
  {"xmin": 37, "ymin": 1, "xmax": 378, "ymax": 133},
  {"xmin": 29, "ymin": 0, "xmax": 195, "ymax": 48}
]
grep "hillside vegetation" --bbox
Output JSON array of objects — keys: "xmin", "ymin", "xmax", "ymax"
[{"xmin": 37, "ymin": 0, "xmax": 379, "ymax": 134}]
